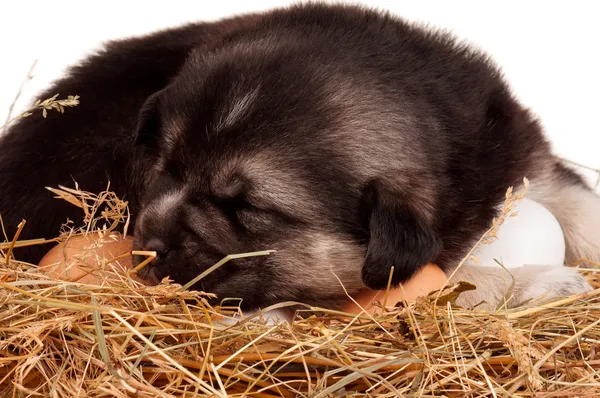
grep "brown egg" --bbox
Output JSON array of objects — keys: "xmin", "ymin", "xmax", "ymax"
[
  {"xmin": 340, "ymin": 263, "xmax": 448, "ymax": 315},
  {"xmin": 38, "ymin": 234, "xmax": 150, "ymax": 285}
]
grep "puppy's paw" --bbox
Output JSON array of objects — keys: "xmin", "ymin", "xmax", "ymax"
[{"xmin": 517, "ymin": 266, "xmax": 592, "ymax": 307}]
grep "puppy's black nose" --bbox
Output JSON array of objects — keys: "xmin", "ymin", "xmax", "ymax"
[{"xmin": 143, "ymin": 238, "xmax": 170, "ymax": 259}]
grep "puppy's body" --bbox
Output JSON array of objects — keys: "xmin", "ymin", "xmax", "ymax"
[{"xmin": 1, "ymin": 4, "xmax": 597, "ymax": 310}]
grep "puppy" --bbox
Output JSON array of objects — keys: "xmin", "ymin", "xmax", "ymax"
[{"xmin": 0, "ymin": 3, "xmax": 597, "ymax": 310}]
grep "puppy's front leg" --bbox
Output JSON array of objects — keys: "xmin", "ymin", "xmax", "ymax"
[{"xmin": 448, "ymin": 264, "xmax": 592, "ymax": 311}]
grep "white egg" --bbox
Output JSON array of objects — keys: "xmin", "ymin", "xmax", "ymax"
[{"xmin": 465, "ymin": 198, "xmax": 565, "ymax": 269}]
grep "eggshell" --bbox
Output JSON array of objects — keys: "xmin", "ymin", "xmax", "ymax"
[
  {"xmin": 341, "ymin": 263, "xmax": 448, "ymax": 315},
  {"xmin": 38, "ymin": 234, "xmax": 149, "ymax": 284},
  {"xmin": 465, "ymin": 198, "xmax": 565, "ymax": 269}
]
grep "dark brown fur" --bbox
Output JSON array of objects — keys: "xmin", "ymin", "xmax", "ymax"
[{"xmin": 1, "ymin": 3, "xmax": 597, "ymax": 310}]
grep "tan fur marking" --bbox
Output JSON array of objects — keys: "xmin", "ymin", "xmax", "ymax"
[{"xmin": 268, "ymin": 231, "xmax": 366, "ymax": 304}]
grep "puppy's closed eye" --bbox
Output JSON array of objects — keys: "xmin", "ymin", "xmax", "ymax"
[
  {"xmin": 211, "ymin": 194, "xmax": 276, "ymax": 233},
  {"xmin": 236, "ymin": 206, "xmax": 276, "ymax": 232},
  {"xmin": 211, "ymin": 177, "xmax": 254, "ymax": 213},
  {"xmin": 216, "ymin": 194, "xmax": 255, "ymax": 215}
]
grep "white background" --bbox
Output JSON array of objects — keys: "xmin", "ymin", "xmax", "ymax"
[{"xmin": 1, "ymin": 0, "xmax": 598, "ymax": 186}]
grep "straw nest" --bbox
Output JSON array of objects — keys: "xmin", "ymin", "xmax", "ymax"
[{"xmin": 1, "ymin": 178, "xmax": 599, "ymax": 398}]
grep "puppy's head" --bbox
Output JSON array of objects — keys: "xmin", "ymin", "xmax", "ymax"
[{"xmin": 131, "ymin": 39, "xmax": 442, "ymax": 309}]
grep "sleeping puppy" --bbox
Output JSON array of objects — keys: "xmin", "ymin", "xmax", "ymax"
[{"xmin": 0, "ymin": 3, "xmax": 597, "ymax": 310}]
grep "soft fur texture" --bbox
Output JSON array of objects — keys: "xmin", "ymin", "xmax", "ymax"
[{"xmin": 1, "ymin": 3, "xmax": 597, "ymax": 310}]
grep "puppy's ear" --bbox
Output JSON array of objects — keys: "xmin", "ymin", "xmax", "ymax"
[
  {"xmin": 134, "ymin": 91, "xmax": 163, "ymax": 151},
  {"xmin": 360, "ymin": 178, "xmax": 442, "ymax": 290}
]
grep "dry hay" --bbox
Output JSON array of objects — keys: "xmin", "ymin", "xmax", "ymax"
[{"xmin": 0, "ymin": 180, "xmax": 599, "ymax": 398}]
